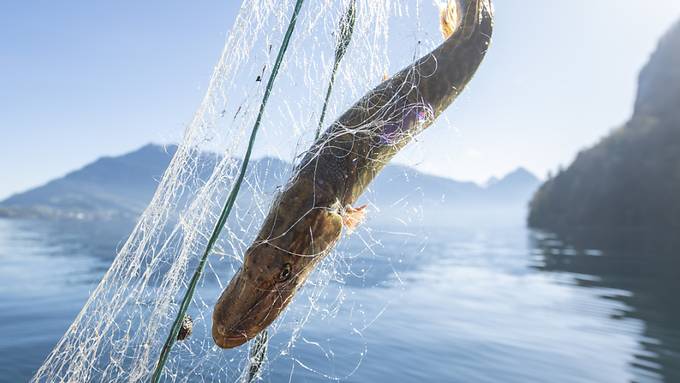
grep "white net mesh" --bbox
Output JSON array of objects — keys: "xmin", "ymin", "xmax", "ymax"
[{"xmin": 31, "ymin": 0, "xmax": 440, "ymax": 381}]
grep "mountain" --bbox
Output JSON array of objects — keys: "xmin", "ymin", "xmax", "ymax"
[
  {"xmin": 0, "ymin": 144, "xmax": 177, "ymax": 220},
  {"xmin": 0, "ymin": 144, "xmax": 539, "ymax": 224},
  {"xmin": 529, "ymin": 20, "xmax": 680, "ymax": 230}
]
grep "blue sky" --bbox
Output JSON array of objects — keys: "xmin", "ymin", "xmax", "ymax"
[{"xmin": 1, "ymin": 1, "xmax": 680, "ymax": 200}]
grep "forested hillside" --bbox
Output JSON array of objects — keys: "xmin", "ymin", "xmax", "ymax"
[{"xmin": 529, "ymin": 21, "xmax": 680, "ymax": 230}]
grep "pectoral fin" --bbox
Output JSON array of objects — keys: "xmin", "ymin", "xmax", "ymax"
[{"xmin": 341, "ymin": 204, "xmax": 367, "ymax": 232}]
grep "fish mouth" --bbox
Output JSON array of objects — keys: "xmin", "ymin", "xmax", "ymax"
[
  {"xmin": 212, "ymin": 268, "xmax": 294, "ymax": 349},
  {"xmin": 213, "ymin": 334, "xmax": 251, "ymax": 349}
]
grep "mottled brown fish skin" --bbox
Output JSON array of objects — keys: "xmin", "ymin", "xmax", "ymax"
[{"xmin": 212, "ymin": 0, "xmax": 494, "ymax": 349}]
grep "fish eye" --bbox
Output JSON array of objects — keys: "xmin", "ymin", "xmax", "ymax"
[{"xmin": 278, "ymin": 263, "xmax": 292, "ymax": 282}]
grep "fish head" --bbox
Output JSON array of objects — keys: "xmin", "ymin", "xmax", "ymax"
[
  {"xmin": 211, "ymin": 201, "xmax": 345, "ymax": 349},
  {"xmin": 211, "ymin": 241, "xmax": 309, "ymax": 349}
]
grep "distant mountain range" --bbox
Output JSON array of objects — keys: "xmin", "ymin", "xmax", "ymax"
[
  {"xmin": 529, "ymin": 20, "xmax": 680, "ymax": 230},
  {"xmin": 0, "ymin": 144, "xmax": 539, "ymax": 225}
]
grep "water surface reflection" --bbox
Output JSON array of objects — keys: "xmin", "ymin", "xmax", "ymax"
[
  {"xmin": 0, "ymin": 218, "xmax": 678, "ymax": 382},
  {"xmin": 531, "ymin": 228, "xmax": 680, "ymax": 382}
]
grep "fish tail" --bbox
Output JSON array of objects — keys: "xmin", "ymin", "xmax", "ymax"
[{"xmin": 439, "ymin": 0, "xmax": 459, "ymax": 39}]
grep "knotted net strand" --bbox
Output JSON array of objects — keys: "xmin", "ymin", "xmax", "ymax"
[{"xmin": 32, "ymin": 0, "xmax": 441, "ymax": 381}]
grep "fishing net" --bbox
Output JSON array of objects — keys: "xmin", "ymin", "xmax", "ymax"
[{"xmin": 32, "ymin": 0, "xmax": 444, "ymax": 381}]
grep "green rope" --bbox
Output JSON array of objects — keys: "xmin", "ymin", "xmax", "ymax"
[
  {"xmin": 150, "ymin": 1, "xmax": 306, "ymax": 381},
  {"xmin": 314, "ymin": 0, "xmax": 357, "ymax": 140}
]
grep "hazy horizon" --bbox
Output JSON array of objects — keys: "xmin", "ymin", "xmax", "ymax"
[{"xmin": 0, "ymin": 141, "xmax": 544, "ymax": 201}]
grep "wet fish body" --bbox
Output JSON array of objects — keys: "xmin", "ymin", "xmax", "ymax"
[{"xmin": 212, "ymin": 0, "xmax": 494, "ymax": 349}]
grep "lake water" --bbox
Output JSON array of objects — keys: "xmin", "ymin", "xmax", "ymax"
[{"xmin": 0, "ymin": 217, "xmax": 678, "ymax": 382}]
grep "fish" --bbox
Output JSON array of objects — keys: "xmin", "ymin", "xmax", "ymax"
[{"xmin": 212, "ymin": 0, "xmax": 494, "ymax": 349}]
